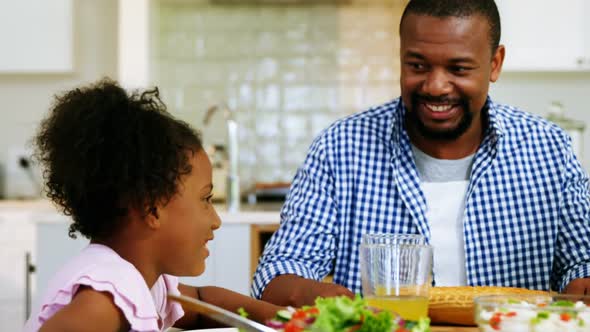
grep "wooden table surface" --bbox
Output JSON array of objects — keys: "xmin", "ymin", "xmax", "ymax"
[{"xmin": 431, "ymin": 326, "xmax": 478, "ymax": 332}]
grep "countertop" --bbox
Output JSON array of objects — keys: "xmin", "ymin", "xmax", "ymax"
[{"xmin": 0, "ymin": 199, "xmax": 282, "ymax": 224}]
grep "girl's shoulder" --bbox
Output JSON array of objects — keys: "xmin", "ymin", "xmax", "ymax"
[{"xmin": 25, "ymin": 244, "xmax": 184, "ymax": 332}]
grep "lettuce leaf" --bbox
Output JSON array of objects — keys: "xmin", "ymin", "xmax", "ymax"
[
  {"xmin": 356, "ymin": 311, "xmax": 394, "ymax": 332},
  {"xmin": 310, "ymin": 296, "xmax": 371, "ymax": 332},
  {"xmin": 405, "ymin": 317, "xmax": 431, "ymax": 332}
]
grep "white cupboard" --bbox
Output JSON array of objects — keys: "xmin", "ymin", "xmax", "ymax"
[
  {"xmin": 0, "ymin": 214, "xmax": 36, "ymax": 331},
  {"xmin": 0, "ymin": 0, "xmax": 73, "ymax": 72},
  {"xmin": 180, "ymin": 224, "xmax": 252, "ymax": 295},
  {"xmin": 496, "ymin": 0, "xmax": 590, "ymax": 71}
]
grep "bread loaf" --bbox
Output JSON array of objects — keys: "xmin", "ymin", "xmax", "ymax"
[{"xmin": 428, "ymin": 286, "xmax": 549, "ymax": 326}]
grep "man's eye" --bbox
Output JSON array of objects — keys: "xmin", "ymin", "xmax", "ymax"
[
  {"xmin": 408, "ymin": 62, "xmax": 425, "ymax": 70},
  {"xmin": 451, "ymin": 65, "xmax": 470, "ymax": 73}
]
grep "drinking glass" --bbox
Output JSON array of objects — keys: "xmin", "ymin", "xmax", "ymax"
[
  {"xmin": 360, "ymin": 233, "xmax": 432, "ymax": 321},
  {"xmin": 361, "ymin": 233, "xmax": 426, "ymax": 246}
]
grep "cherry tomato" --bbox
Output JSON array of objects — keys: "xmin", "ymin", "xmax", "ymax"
[
  {"xmin": 490, "ymin": 313, "xmax": 502, "ymax": 330},
  {"xmin": 292, "ymin": 310, "xmax": 308, "ymax": 320},
  {"xmin": 306, "ymin": 307, "xmax": 320, "ymax": 315},
  {"xmin": 284, "ymin": 321, "xmax": 304, "ymax": 332}
]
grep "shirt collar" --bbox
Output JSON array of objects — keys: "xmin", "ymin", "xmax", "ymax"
[{"xmin": 485, "ymin": 97, "xmax": 505, "ymax": 140}]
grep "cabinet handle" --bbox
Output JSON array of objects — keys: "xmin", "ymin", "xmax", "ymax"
[{"xmin": 25, "ymin": 252, "xmax": 36, "ymax": 321}]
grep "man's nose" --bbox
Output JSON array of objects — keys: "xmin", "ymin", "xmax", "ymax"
[{"xmin": 421, "ymin": 68, "xmax": 453, "ymax": 96}]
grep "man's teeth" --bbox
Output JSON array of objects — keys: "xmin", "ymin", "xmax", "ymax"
[{"xmin": 426, "ymin": 104, "xmax": 453, "ymax": 112}]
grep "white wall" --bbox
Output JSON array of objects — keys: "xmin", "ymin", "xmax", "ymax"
[
  {"xmin": 0, "ymin": 0, "xmax": 118, "ymax": 198},
  {"xmin": 491, "ymin": 72, "xmax": 590, "ymax": 170},
  {"xmin": 0, "ymin": 0, "xmax": 589, "ymax": 198},
  {"xmin": 150, "ymin": 0, "xmax": 406, "ymax": 189}
]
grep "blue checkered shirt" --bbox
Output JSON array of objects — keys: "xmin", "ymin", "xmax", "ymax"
[{"xmin": 251, "ymin": 97, "xmax": 590, "ymax": 298}]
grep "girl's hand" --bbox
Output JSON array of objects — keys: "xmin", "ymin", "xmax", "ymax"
[
  {"xmin": 262, "ymin": 274, "xmax": 354, "ymax": 307},
  {"xmin": 564, "ymin": 277, "xmax": 590, "ymax": 295}
]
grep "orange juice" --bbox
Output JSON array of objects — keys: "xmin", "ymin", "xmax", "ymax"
[{"xmin": 364, "ymin": 295, "xmax": 428, "ymax": 321}]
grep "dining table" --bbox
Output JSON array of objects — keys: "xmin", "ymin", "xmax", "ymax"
[
  {"xmin": 431, "ymin": 327, "xmax": 478, "ymax": 332},
  {"xmin": 182, "ymin": 326, "xmax": 479, "ymax": 332}
]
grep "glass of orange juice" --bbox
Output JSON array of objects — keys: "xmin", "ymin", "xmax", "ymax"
[{"xmin": 360, "ymin": 233, "xmax": 432, "ymax": 321}]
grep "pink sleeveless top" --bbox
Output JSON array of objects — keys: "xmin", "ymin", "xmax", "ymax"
[{"xmin": 24, "ymin": 244, "xmax": 185, "ymax": 331}]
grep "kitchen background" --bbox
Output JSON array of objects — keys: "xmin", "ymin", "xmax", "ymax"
[
  {"xmin": 0, "ymin": 0, "xmax": 588, "ymax": 329},
  {"xmin": 1, "ymin": 0, "xmax": 589, "ymax": 199}
]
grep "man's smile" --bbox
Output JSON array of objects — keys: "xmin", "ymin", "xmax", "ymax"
[{"xmin": 419, "ymin": 102, "xmax": 461, "ymax": 121}]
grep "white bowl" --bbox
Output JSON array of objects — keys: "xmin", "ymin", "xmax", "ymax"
[{"xmin": 474, "ymin": 294, "xmax": 590, "ymax": 332}]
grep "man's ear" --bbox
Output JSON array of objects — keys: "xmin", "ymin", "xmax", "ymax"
[{"xmin": 490, "ymin": 44, "xmax": 505, "ymax": 83}]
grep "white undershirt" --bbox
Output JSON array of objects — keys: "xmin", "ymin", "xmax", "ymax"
[{"xmin": 423, "ymin": 180, "xmax": 469, "ymax": 286}]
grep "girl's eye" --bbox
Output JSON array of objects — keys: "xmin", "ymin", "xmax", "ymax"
[{"xmin": 203, "ymin": 194, "xmax": 214, "ymax": 204}]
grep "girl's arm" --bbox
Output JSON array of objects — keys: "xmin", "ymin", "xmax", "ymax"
[
  {"xmin": 39, "ymin": 287, "xmax": 129, "ymax": 332},
  {"xmin": 174, "ymin": 283, "xmax": 282, "ymax": 329}
]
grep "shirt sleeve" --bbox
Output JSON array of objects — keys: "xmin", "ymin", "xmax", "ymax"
[
  {"xmin": 38, "ymin": 274, "xmax": 161, "ymax": 332},
  {"xmin": 153, "ymin": 274, "xmax": 185, "ymax": 330},
  {"xmin": 251, "ymin": 134, "xmax": 339, "ymax": 299},
  {"xmin": 553, "ymin": 137, "xmax": 590, "ymax": 291}
]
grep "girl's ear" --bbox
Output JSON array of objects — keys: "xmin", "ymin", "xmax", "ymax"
[{"xmin": 145, "ymin": 206, "xmax": 161, "ymax": 230}]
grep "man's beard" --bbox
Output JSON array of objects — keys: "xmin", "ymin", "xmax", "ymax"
[{"xmin": 406, "ymin": 92, "xmax": 473, "ymax": 141}]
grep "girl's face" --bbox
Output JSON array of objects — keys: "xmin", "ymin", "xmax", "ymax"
[{"xmin": 157, "ymin": 149, "xmax": 221, "ymax": 276}]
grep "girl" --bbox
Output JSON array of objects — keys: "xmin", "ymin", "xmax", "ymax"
[{"xmin": 24, "ymin": 79, "xmax": 282, "ymax": 331}]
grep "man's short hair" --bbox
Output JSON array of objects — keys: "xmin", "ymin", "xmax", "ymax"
[{"xmin": 400, "ymin": 0, "xmax": 501, "ymax": 53}]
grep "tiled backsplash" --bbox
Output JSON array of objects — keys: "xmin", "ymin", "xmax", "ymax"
[{"xmin": 150, "ymin": 0, "xmax": 406, "ymax": 190}]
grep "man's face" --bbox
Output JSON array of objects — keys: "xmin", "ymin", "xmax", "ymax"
[{"xmin": 400, "ymin": 13, "xmax": 504, "ymax": 140}]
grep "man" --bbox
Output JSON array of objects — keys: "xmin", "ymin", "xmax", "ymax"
[{"xmin": 252, "ymin": 0, "xmax": 590, "ymax": 307}]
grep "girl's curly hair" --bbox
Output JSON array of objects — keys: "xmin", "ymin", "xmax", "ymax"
[{"xmin": 33, "ymin": 78, "xmax": 202, "ymax": 239}]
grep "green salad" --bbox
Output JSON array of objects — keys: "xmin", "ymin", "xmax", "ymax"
[{"xmin": 261, "ymin": 296, "xmax": 430, "ymax": 332}]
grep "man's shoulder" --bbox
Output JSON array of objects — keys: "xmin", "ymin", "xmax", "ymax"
[{"xmin": 494, "ymin": 102, "xmax": 569, "ymax": 141}]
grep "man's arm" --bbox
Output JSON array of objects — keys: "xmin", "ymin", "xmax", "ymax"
[
  {"xmin": 174, "ymin": 284, "xmax": 282, "ymax": 329},
  {"xmin": 554, "ymin": 137, "xmax": 590, "ymax": 291},
  {"xmin": 261, "ymin": 274, "xmax": 354, "ymax": 307},
  {"xmin": 251, "ymin": 136, "xmax": 345, "ymax": 303}
]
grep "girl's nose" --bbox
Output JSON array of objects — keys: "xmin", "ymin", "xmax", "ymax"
[{"xmin": 211, "ymin": 208, "xmax": 222, "ymax": 230}]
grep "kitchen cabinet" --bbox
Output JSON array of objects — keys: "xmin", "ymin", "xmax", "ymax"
[
  {"xmin": 250, "ymin": 224, "xmax": 279, "ymax": 282},
  {"xmin": 496, "ymin": 0, "xmax": 590, "ymax": 71},
  {"xmin": 0, "ymin": 0, "xmax": 73, "ymax": 72},
  {"xmin": 181, "ymin": 224, "xmax": 252, "ymax": 295},
  {"xmin": 0, "ymin": 214, "xmax": 36, "ymax": 331},
  {"xmin": 34, "ymin": 220, "xmax": 88, "ymax": 311}
]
